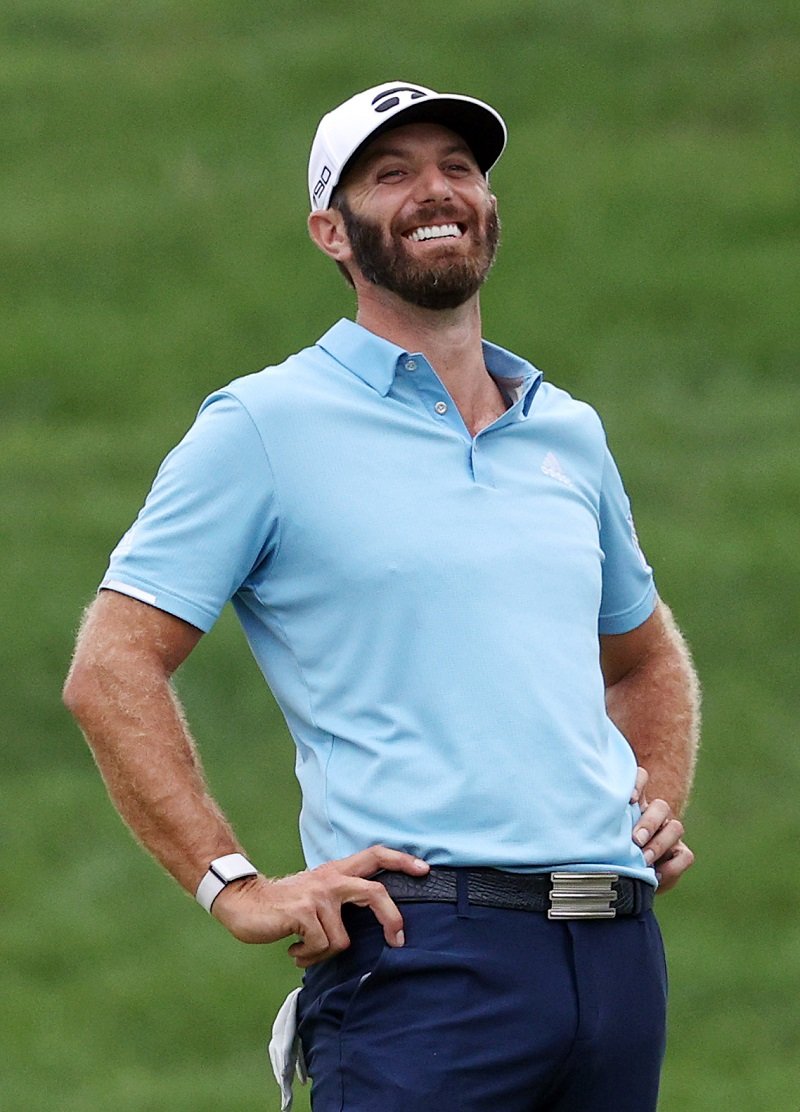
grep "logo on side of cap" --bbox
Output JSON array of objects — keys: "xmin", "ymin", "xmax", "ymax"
[
  {"xmin": 312, "ymin": 165, "xmax": 332, "ymax": 205},
  {"xmin": 371, "ymin": 85, "xmax": 428, "ymax": 113}
]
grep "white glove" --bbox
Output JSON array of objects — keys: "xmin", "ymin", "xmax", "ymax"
[{"xmin": 268, "ymin": 987, "xmax": 309, "ymax": 1111}]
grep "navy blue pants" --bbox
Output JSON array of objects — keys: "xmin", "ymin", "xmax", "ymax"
[{"xmin": 297, "ymin": 889, "xmax": 668, "ymax": 1111}]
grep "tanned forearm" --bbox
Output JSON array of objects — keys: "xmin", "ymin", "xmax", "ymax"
[
  {"xmin": 63, "ymin": 593, "xmax": 243, "ymax": 896},
  {"xmin": 64, "ymin": 593, "xmax": 429, "ymax": 962},
  {"xmin": 603, "ymin": 601, "xmax": 701, "ymax": 816}
]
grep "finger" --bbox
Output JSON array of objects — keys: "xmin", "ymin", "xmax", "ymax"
[
  {"xmin": 314, "ymin": 899, "xmax": 353, "ymax": 953},
  {"xmin": 331, "ymin": 844, "xmax": 430, "ymax": 880},
  {"xmin": 655, "ymin": 842, "xmax": 695, "ymax": 894},
  {"xmin": 343, "ymin": 878, "xmax": 406, "ymax": 948},
  {"xmin": 286, "ymin": 913, "xmax": 331, "ymax": 967},
  {"xmin": 289, "ymin": 905, "xmax": 352, "ymax": 969},
  {"xmin": 632, "ymin": 798, "xmax": 672, "ymax": 848},
  {"xmin": 289, "ymin": 877, "xmax": 407, "ymax": 967},
  {"xmin": 289, "ymin": 939, "xmax": 331, "ymax": 970},
  {"xmin": 641, "ymin": 818, "xmax": 685, "ymax": 866},
  {"xmin": 630, "ymin": 766, "xmax": 649, "ymax": 805}
]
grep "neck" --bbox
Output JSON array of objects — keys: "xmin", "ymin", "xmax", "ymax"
[
  {"xmin": 354, "ymin": 286, "xmax": 507, "ymax": 437},
  {"xmin": 357, "ymin": 283, "xmax": 489, "ymax": 385}
]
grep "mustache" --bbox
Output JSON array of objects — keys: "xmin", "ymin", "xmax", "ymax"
[{"xmin": 395, "ymin": 204, "xmax": 468, "ymax": 234}]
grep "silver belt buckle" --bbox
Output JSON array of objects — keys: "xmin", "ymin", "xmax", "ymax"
[{"xmin": 548, "ymin": 873, "xmax": 618, "ymax": 920}]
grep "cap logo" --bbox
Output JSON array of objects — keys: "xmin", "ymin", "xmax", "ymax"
[
  {"xmin": 371, "ymin": 86, "xmax": 427, "ymax": 114},
  {"xmin": 312, "ymin": 164, "xmax": 332, "ymax": 203}
]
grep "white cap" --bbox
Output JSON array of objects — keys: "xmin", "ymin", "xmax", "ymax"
[{"xmin": 308, "ymin": 80, "xmax": 507, "ymax": 211}]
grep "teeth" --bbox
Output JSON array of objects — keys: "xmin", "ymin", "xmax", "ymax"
[{"xmin": 407, "ymin": 224, "xmax": 462, "ymax": 242}]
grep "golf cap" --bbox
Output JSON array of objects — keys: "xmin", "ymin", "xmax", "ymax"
[{"xmin": 308, "ymin": 80, "xmax": 507, "ymax": 211}]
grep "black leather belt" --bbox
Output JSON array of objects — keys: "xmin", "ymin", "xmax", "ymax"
[{"xmin": 374, "ymin": 866, "xmax": 654, "ymax": 920}]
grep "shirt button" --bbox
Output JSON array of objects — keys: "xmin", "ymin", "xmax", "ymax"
[
  {"xmin": 434, "ymin": 401, "xmax": 448, "ymax": 415},
  {"xmin": 405, "ymin": 358, "xmax": 417, "ymax": 371}
]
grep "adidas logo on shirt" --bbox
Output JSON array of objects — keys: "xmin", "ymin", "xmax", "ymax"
[{"xmin": 541, "ymin": 451, "xmax": 574, "ymax": 488}]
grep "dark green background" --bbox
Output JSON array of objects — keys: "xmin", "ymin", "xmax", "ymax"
[{"xmin": 3, "ymin": 2, "xmax": 798, "ymax": 1108}]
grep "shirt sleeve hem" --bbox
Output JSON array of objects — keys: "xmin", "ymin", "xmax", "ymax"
[
  {"xmin": 99, "ymin": 577, "xmax": 217, "ymax": 633},
  {"xmin": 598, "ymin": 582, "xmax": 657, "ymax": 636}
]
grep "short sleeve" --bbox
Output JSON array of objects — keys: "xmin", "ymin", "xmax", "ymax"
[
  {"xmin": 597, "ymin": 445, "xmax": 656, "ymax": 635},
  {"xmin": 100, "ymin": 391, "xmax": 280, "ymax": 631}
]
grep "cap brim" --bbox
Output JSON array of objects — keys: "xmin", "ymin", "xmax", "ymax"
[{"xmin": 338, "ymin": 95, "xmax": 506, "ymax": 190}]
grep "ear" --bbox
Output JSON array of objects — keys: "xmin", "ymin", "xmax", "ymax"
[{"xmin": 307, "ymin": 207, "xmax": 352, "ymax": 264}]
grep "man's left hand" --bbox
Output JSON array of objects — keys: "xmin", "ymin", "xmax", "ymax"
[{"xmin": 630, "ymin": 767, "xmax": 694, "ymax": 893}]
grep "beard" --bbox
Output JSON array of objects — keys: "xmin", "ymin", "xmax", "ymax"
[{"xmin": 336, "ymin": 198, "xmax": 500, "ymax": 310}]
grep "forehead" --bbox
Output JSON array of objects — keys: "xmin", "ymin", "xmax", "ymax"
[
  {"xmin": 367, "ymin": 120, "xmax": 474, "ymax": 156},
  {"xmin": 347, "ymin": 121, "xmax": 478, "ymax": 176}
]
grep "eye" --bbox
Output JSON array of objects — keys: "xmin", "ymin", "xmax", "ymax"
[
  {"xmin": 377, "ymin": 167, "xmax": 406, "ymax": 182},
  {"xmin": 445, "ymin": 161, "xmax": 472, "ymax": 176}
]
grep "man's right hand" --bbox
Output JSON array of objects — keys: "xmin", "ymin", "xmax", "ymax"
[{"xmin": 210, "ymin": 845, "xmax": 430, "ymax": 968}]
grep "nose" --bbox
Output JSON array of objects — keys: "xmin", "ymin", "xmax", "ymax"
[{"xmin": 413, "ymin": 162, "xmax": 453, "ymax": 205}]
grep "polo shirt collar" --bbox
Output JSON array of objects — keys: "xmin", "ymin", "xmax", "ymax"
[
  {"xmin": 317, "ymin": 319, "xmax": 405, "ymax": 396},
  {"xmin": 480, "ymin": 339, "xmax": 542, "ymax": 416},
  {"xmin": 317, "ymin": 318, "xmax": 542, "ymax": 412}
]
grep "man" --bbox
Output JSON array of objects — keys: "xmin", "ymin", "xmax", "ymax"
[{"xmin": 64, "ymin": 82, "xmax": 699, "ymax": 1111}]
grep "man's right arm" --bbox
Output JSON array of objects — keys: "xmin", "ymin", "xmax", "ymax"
[{"xmin": 63, "ymin": 590, "xmax": 427, "ymax": 966}]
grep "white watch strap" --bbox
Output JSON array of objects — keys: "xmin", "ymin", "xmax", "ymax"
[{"xmin": 195, "ymin": 853, "xmax": 258, "ymax": 913}]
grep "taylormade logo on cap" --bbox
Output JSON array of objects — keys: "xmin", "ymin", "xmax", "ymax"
[{"xmin": 308, "ymin": 81, "xmax": 508, "ymax": 211}]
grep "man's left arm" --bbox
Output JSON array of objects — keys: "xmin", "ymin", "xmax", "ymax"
[{"xmin": 601, "ymin": 598, "xmax": 701, "ymax": 892}]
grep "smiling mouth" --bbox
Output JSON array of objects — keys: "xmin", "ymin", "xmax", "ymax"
[{"xmin": 405, "ymin": 223, "xmax": 465, "ymax": 242}]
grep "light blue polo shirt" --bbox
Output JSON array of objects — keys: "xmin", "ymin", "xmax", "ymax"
[{"xmin": 103, "ymin": 319, "xmax": 657, "ymax": 883}]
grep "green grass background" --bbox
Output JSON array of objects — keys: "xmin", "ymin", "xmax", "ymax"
[{"xmin": 2, "ymin": 1, "xmax": 799, "ymax": 1108}]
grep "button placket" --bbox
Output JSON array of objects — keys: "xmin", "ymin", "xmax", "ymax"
[
  {"xmin": 469, "ymin": 431, "xmax": 495, "ymax": 486},
  {"xmin": 399, "ymin": 355, "xmax": 465, "ymax": 435}
]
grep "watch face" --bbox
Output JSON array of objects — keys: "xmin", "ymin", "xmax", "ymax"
[{"xmin": 213, "ymin": 854, "xmax": 255, "ymax": 883}]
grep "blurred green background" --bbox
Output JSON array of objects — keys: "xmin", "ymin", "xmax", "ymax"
[{"xmin": 2, "ymin": 1, "xmax": 798, "ymax": 1109}]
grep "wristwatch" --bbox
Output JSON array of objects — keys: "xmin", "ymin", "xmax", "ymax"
[{"xmin": 195, "ymin": 853, "xmax": 258, "ymax": 912}]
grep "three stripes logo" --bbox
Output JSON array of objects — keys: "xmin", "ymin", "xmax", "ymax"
[{"xmin": 541, "ymin": 451, "xmax": 574, "ymax": 489}]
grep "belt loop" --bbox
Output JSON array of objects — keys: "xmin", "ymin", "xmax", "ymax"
[{"xmin": 456, "ymin": 869, "xmax": 470, "ymax": 918}]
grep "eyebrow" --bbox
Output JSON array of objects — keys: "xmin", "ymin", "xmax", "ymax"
[{"xmin": 361, "ymin": 141, "xmax": 475, "ymax": 168}]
